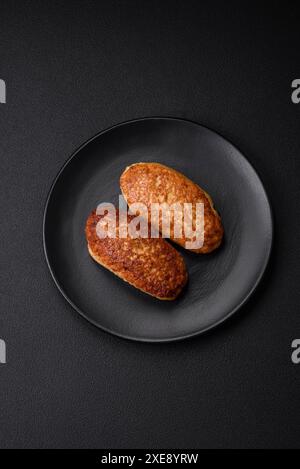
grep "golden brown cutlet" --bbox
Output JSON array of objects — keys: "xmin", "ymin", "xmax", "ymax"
[
  {"xmin": 120, "ymin": 162, "xmax": 224, "ymax": 254},
  {"xmin": 85, "ymin": 209, "xmax": 188, "ymax": 300}
]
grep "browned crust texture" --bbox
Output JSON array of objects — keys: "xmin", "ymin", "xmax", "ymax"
[
  {"xmin": 85, "ymin": 209, "xmax": 188, "ymax": 300},
  {"xmin": 120, "ymin": 162, "xmax": 224, "ymax": 253}
]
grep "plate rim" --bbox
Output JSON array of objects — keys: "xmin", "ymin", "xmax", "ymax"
[{"xmin": 43, "ymin": 116, "xmax": 274, "ymax": 343}]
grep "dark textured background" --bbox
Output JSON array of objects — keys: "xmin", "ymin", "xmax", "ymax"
[{"xmin": 0, "ymin": 0, "xmax": 299, "ymax": 449}]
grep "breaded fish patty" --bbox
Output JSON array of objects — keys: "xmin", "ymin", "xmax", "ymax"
[
  {"xmin": 120, "ymin": 162, "xmax": 223, "ymax": 253},
  {"xmin": 85, "ymin": 209, "xmax": 188, "ymax": 300}
]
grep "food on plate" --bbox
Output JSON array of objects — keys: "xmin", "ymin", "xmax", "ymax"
[
  {"xmin": 120, "ymin": 162, "xmax": 224, "ymax": 253},
  {"xmin": 85, "ymin": 209, "xmax": 188, "ymax": 300}
]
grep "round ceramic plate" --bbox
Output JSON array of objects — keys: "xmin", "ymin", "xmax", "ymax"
[{"xmin": 43, "ymin": 117, "xmax": 273, "ymax": 342}]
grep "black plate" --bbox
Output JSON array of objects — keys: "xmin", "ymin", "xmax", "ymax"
[{"xmin": 43, "ymin": 117, "xmax": 273, "ymax": 342}]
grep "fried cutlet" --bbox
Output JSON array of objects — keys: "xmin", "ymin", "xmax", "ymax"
[
  {"xmin": 120, "ymin": 162, "xmax": 223, "ymax": 253},
  {"xmin": 85, "ymin": 209, "xmax": 188, "ymax": 300}
]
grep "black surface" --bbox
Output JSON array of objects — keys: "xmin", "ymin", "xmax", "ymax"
[
  {"xmin": 0, "ymin": 0, "xmax": 299, "ymax": 448},
  {"xmin": 44, "ymin": 117, "xmax": 273, "ymax": 342}
]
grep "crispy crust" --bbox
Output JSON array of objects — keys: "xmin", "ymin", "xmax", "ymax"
[
  {"xmin": 120, "ymin": 162, "xmax": 224, "ymax": 254},
  {"xmin": 85, "ymin": 209, "xmax": 188, "ymax": 300}
]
